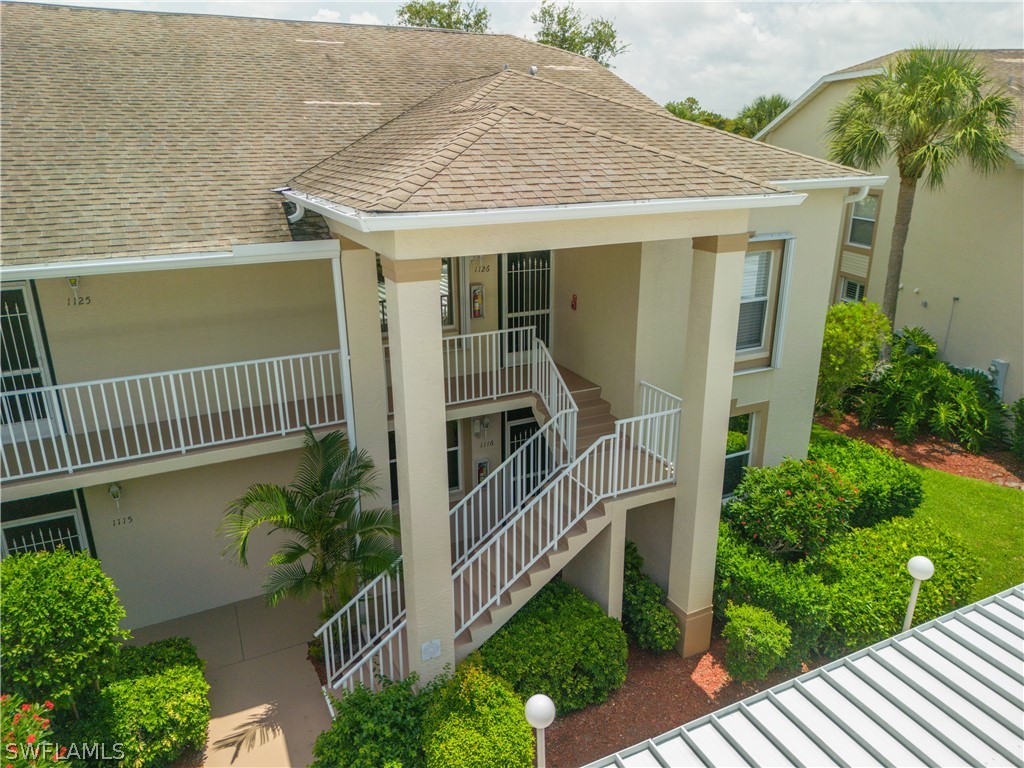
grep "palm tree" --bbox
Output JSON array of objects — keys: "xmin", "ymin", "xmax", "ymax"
[
  {"xmin": 736, "ymin": 93, "xmax": 791, "ymax": 138},
  {"xmin": 219, "ymin": 428, "xmax": 400, "ymax": 618},
  {"xmin": 827, "ymin": 47, "xmax": 1016, "ymax": 336}
]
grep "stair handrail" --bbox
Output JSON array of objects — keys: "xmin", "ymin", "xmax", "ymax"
[{"xmin": 452, "ymin": 401, "xmax": 681, "ymax": 635}]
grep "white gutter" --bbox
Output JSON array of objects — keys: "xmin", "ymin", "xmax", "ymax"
[
  {"xmin": 769, "ymin": 175, "xmax": 887, "ymax": 191},
  {"xmin": 0, "ymin": 240, "xmax": 340, "ymax": 280},
  {"xmin": 279, "ymin": 189, "xmax": 807, "ymax": 233},
  {"xmin": 843, "ymin": 186, "xmax": 871, "ymax": 204}
]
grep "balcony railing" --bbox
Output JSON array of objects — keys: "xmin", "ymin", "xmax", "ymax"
[{"xmin": 1, "ymin": 351, "xmax": 344, "ymax": 481}]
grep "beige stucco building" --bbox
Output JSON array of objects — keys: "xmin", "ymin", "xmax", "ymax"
[
  {"xmin": 758, "ymin": 49, "xmax": 1024, "ymax": 403},
  {"xmin": 1, "ymin": 4, "xmax": 880, "ymax": 693}
]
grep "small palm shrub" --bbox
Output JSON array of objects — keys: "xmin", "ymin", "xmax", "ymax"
[
  {"xmin": 622, "ymin": 542, "xmax": 679, "ymax": 653},
  {"xmin": 722, "ymin": 603, "xmax": 792, "ymax": 682},
  {"xmin": 722, "ymin": 459, "xmax": 857, "ymax": 560},
  {"xmin": 477, "ymin": 580, "xmax": 627, "ymax": 714},
  {"xmin": 422, "ymin": 663, "xmax": 532, "ymax": 768},
  {"xmin": 812, "ymin": 517, "xmax": 979, "ymax": 652},
  {"xmin": 808, "ymin": 436, "xmax": 923, "ymax": 527},
  {"xmin": 856, "ymin": 327, "xmax": 1006, "ymax": 453}
]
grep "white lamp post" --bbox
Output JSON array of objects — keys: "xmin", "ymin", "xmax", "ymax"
[
  {"xmin": 903, "ymin": 555, "xmax": 935, "ymax": 632},
  {"xmin": 524, "ymin": 694, "xmax": 556, "ymax": 768}
]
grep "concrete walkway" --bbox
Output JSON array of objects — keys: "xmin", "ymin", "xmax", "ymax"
[{"xmin": 132, "ymin": 596, "xmax": 332, "ymax": 767}]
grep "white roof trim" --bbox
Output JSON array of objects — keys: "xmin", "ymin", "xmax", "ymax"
[
  {"xmin": 280, "ymin": 189, "xmax": 807, "ymax": 233},
  {"xmin": 754, "ymin": 67, "xmax": 886, "ymax": 141},
  {"xmin": 586, "ymin": 585, "xmax": 1024, "ymax": 768},
  {"xmin": 770, "ymin": 175, "xmax": 888, "ymax": 190},
  {"xmin": 0, "ymin": 240, "xmax": 340, "ymax": 280}
]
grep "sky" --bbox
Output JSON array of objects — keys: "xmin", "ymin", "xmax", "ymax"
[{"xmin": 36, "ymin": 1, "xmax": 1024, "ymax": 114}]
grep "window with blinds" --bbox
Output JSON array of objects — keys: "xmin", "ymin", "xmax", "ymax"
[
  {"xmin": 840, "ymin": 278, "xmax": 866, "ymax": 303},
  {"xmin": 736, "ymin": 250, "xmax": 771, "ymax": 351}
]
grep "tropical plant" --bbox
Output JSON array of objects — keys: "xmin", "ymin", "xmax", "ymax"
[
  {"xmin": 0, "ymin": 550, "xmax": 128, "ymax": 718},
  {"xmin": 665, "ymin": 96, "xmax": 736, "ymax": 132},
  {"xmin": 622, "ymin": 541, "xmax": 679, "ymax": 652},
  {"xmin": 395, "ymin": 0, "xmax": 490, "ymax": 32},
  {"xmin": 735, "ymin": 93, "xmax": 791, "ymax": 138},
  {"xmin": 532, "ymin": 0, "xmax": 628, "ymax": 67},
  {"xmin": 815, "ymin": 300, "xmax": 890, "ymax": 417},
  {"xmin": 219, "ymin": 428, "xmax": 400, "ymax": 617},
  {"xmin": 827, "ymin": 47, "xmax": 1017, "ymax": 332}
]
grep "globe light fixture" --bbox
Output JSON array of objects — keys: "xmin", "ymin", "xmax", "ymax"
[
  {"xmin": 525, "ymin": 693, "xmax": 556, "ymax": 768},
  {"xmin": 903, "ymin": 555, "xmax": 935, "ymax": 632}
]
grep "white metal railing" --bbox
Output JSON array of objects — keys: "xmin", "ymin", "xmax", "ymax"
[
  {"xmin": 450, "ymin": 334, "xmax": 577, "ymax": 565},
  {"xmin": 453, "ymin": 402, "xmax": 681, "ymax": 636},
  {"xmin": 315, "ymin": 568, "xmax": 405, "ymax": 692},
  {"xmin": 637, "ymin": 381, "xmax": 683, "ymax": 466},
  {"xmin": 1, "ymin": 350, "xmax": 344, "ymax": 481},
  {"xmin": 441, "ymin": 327, "xmax": 535, "ymax": 405}
]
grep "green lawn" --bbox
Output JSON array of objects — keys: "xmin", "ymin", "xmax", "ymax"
[{"xmin": 810, "ymin": 424, "xmax": 1024, "ymax": 601}]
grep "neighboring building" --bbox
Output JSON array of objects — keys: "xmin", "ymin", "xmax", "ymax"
[
  {"xmin": 758, "ymin": 49, "xmax": 1024, "ymax": 403},
  {"xmin": 0, "ymin": 3, "xmax": 879, "ymax": 693},
  {"xmin": 587, "ymin": 585, "xmax": 1024, "ymax": 767}
]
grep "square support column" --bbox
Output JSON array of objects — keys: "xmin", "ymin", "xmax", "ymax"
[
  {"xmin": 667, "ymin": 233, "xmax": 748, "ymax": 657},
  {"xmin": 381, "ymin": 256, "xmax": 455, "ymax": 680},
  {"xmin": 339, "ymin": 247, "xmax": 392, "ymax": 505}
]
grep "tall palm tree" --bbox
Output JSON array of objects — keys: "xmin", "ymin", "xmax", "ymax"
[
  {"xmin": 219, "ymin": 428, "xmax": 400, "ymax": 617},
  {"xmin": 827, "ymin": 47, "xmax": 1016, "ymax": 336},
  {"xmin": 736, "ymin": 93, "xmax": 791, "ymax": 138}
]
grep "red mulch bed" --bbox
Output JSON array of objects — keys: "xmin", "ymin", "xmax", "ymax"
[
  {"xmin": 546, "ymin": 635, "xmax": 822, "ymax": 767},
  {"xmin": 815, "ymin": 414, "xmax": 1024, "ymax": 489}
]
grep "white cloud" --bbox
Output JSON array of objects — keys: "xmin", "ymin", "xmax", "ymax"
[
  {"xmin": 309, "ymin": 8, "xmax": 342, "ymax": 22},
  {"xmin": 349, "ymin": 11, "xmax": 384, "ymax": 25}
]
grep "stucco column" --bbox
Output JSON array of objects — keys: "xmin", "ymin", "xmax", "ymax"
[
  {"xmin": 667, "ymin": 233, "xmax": 747, "ymax": 657},
  {"xmin": 381, "ymin": 255, "xmax": 455, "ymax": 680},
  {"xmin": 339, "ymin": 247, "xmax": 391, "ymax": 504}
]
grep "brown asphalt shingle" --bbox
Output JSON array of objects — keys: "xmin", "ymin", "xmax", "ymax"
[{"xmin": 2, "ymin": 3, "xmax": 866, "ymax": 267}]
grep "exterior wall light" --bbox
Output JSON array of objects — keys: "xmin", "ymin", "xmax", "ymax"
[
  {"xmin": 903, "ymin": 555, "xmax": 935, "ymax": 632},
  {"xmin": 525, "ymin": 693, "xmax": 556, "ymax": 768}
]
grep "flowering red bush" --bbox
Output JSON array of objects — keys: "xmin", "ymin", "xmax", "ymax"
[
  {"xmin": 1, "ymin": 695, "xmax": 63, "ymax": 767},
  {"xmin": 722, "ymin": 458, "xmax": 857, "ymax": 559}
]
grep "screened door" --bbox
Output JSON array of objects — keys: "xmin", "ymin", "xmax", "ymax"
[
  {"xmin": 502, "ymin": 251, "xmax": 552, "ymax": 358},
  {"xmin": 1, "ymin": 285, "xmax": 55, "ymax": 444},
  {"xmin": 504, "ymin": 407, "xmax": 549, "ymax": 507}
]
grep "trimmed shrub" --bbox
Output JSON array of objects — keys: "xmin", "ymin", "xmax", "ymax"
[
  {"xmin": 813, "ymin": 517, "xmax": 980, "ymax": 652},
  {"xmin": 816, "ymin": 300, "xmax": 890, "ymax": 417},
  {"xmin": 1010, "ymin": 397, "xmax": 1024, "ymax": 460},
  {"xmin": 477, "ymin": 580, "xmax": 627, "ymax": 714},
  {"xmin": 808, "ymin": 437, "xmax": 923, "ymax": 527},
  {"xmin": 722, "ymin": 603, "xmax": 791, "ymax": 683},
  {"xmin": 722, "ymin": 459, "xmax": 857, "ymax": 559},
  {"xmin": 0, "ymin": 550, "xmax": 128, "ymax": 712},
  {"xmin": 856, "ymin": 327, "xmax": 1007, "ymax": 453},
  {"xmin": 312, "ymin": 674, "xmax": 438, "ymax": 768},
  {"xmin": 622, "ymin": 542, "xmax": 679, "ymax": 653},
  {"xmin": 2, "ymin": 694, "xmax": 60, "ymax": 767},
  {"xmin": 60, "ymin": 639, "xmax": 210, "ymax": 768},
  {"xmin": 422, "ymin": 664, "xmax": 532, "ymax": 768},
  {"xmin": 715, "ymin": 524, "xmax": 832, "ymax": 664}
]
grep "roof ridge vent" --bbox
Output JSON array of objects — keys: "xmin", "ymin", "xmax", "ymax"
[
  {"xmin": 529, "ymin": 65, "xmax": 538, "ymax": 76},
  {"xmin": 502, "ymin": 63, "xmax": 509, "ymax": 71}
]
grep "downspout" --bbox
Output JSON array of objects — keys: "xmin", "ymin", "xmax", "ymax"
[
  {"xmin": 287, "ymin": 203, "xmax": 306, "ymax": 223},
  {"xmin": 843, "ymin": 186, "xmax": 870, "ymax": 204},
  {"xmin": 331, "ymin": 256, "xmax": 357, "ymax": 452}
]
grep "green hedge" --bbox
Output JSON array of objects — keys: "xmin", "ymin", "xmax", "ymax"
[
  {"xmin": 722, "ymin": 603, "xmax": 791, "ymax": 683},
  {"xmin": 715, "ymin": 524, "xmax": 832, "ymax": 664},
  {"xmin": 477, "ymin": 580, "xmax": 627, "ymax": 714},
  {"xmin": 1010, "ymin": 397, "xmax": 1024, "ymax": 460},
  {"xmin": 813, "ymin": 517, "xmax": 980, "ymax": 651},
  {"xmin": 60, "ymin": 639, "xmax": 210, "ymax": 768},
  {"xmin": 808, "ymin": 437, "xmax": 923, "ymax": 527},
  {"xmin": 622, "ymin": 542, "xmax": 679, "ymax": 653},
  {"xmin": 721, "ymin": 459, "xmax": 857, "ymax": 560},
  {"xmin": 312, "ymin": 674, "xmax": 438, "ymax": 768},
  {"xmin": 422, "ymin": 664, "xmax": 532, "ymax": 768}
]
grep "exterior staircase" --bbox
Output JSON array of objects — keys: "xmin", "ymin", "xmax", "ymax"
[{"xmin": 314, "ymin": 329, "xmax": 679, "ymax": 706}]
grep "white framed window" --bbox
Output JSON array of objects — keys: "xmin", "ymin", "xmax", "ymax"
[
  {"xmin": 840, "ymin": 278, "xmax": 866, "ymax": 303},
  {"xmin": 2, "ymin": 491, "xmax": 90, "ymax": 557},
  {"xmin": 846, "ymin": 195, "xmax": 878, "ymax": 248},
  {"xmin": 723, "ymin": 414, "xmax": 753, "ymax": 498},
  {"xmin": 736, "ymin": 249, "xmax": 772, "ymax": 351}
]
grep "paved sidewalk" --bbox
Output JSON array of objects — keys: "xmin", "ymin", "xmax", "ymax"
[{"xmin": 132, "ymin": 596, "xmax": 331, "ymax": 767}]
